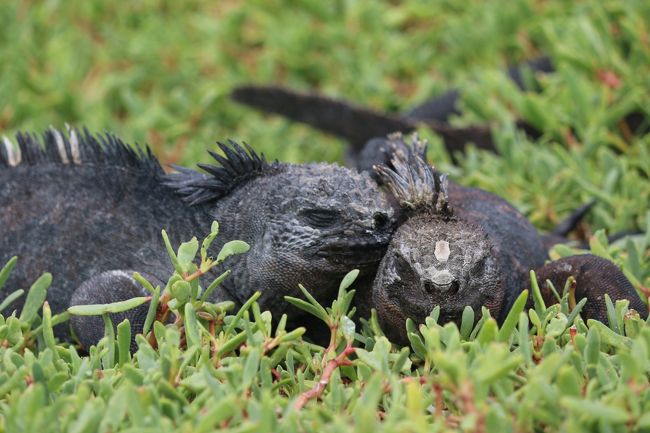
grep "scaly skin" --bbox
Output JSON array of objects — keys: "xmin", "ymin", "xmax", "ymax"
[
  {"xmin": 372, "ymin": 134, "xmax": 647, "ymax": 344},
  {"xmin": 0, "ymin": 129, "xmax": 395, "ymax": 348}
]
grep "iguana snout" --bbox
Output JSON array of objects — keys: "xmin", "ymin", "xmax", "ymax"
[
  {"xmin": 422, "ymin": 270, "xmax": 458, "ymax": 293},
  {"xmin": 314, "ymin": 209, "xmax": 395, "ymax": 267}
]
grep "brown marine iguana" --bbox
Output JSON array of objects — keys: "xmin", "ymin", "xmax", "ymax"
[
  {"xmin": 371, "ymin": 134, "xmax": 647, "ymax": 344},
  {"xmin": 0, "ymin": 128, "xmax": 395, "ymax": 348}
]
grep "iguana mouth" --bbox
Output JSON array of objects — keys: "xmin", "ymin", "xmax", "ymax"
[{"xmin": 316, "ymin": 240, "xmax": 388, "ymax": 265}]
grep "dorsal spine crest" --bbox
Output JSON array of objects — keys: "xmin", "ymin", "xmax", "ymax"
[
  {"xmin": 374, "ymin": 133, "xmax": 453, "ymax": 217},
  {"xmin": 164, "ymin": 140, "xmax": 280, "ymax": 205},
  {"xmin": 0, "ymin": 127, "xmax": 162, "ymax": 174}
]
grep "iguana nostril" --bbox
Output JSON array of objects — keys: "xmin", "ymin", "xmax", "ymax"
[
  {"xmin": 432, "ymin": 270, "xmax": 453, "ymax": 286},
  {"xmin": 423, "ymin": 279, "xmax": 460, "ymax": 294},
  {"xmin": 422, "ymin": 270, "xmax": 459, "ymax": 294}
]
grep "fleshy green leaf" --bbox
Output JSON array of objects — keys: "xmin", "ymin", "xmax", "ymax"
[
  {"xmin": 68, "ymin": 297, "xmax": 150, "ymax": 316},
  {"xmin": 19, "ymin": 273, "xmax": 51, "ymax": 325},
  {"xmin": 216, "ymin": 240, "xmax": 250, "ymax": 263},
  {"xmin": 177, "ymin": 237, "xmax": 199, "ymax": 271}
]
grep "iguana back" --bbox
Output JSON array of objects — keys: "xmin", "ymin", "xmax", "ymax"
[{"xmin": 0, "ymin": 130, "xmax": 214, "ymax": 338}]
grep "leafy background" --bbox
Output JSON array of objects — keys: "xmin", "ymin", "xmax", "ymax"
[
  {"xmin": 1, "ymin": 0, "xmax": 647, "ymax": 232},
  {"xmin": 1, "ymin": 0, "xmax": 649, "ymax": 431}
]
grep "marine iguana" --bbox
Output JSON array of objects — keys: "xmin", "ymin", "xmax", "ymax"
[
  {"xmin": 0, "ymin": 128, "xmax": 395, "ymax": 348},
  {"xmin": 371, "ymin": 134, "xmax": 647, "ymax": 344}
]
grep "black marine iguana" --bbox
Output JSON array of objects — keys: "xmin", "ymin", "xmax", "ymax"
[
  {"xmin": 371, "ymin": 135, "xmax": 647, "ymax": 344},
  {"xmin": 0, "ymin": 128, "xmax": 395, "ymax": 348}
]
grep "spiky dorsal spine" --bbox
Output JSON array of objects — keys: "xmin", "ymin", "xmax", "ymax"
[
  {"xmin": 374, "ymin": 133, "xmax": 452, "ymax": 217},
  {"xmin": 165, "ymin": 140, "xmax": 279, "ymax": 205},
  {"xmin": 1, "ymin": 127, "xmax": 162, "ymax": 174}
]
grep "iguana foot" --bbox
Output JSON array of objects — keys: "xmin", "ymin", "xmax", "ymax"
[
  {"xmin": 533, "ymin": 254, "xmax": 648, "ymax": 322},
  {"xmin": 70, "ymin": 270, "xmax": 164, "ymax": 351}
]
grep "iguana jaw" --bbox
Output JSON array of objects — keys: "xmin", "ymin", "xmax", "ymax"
[
  {"xmin": 312, "ymin": 216, "xmax": 395, "ymax": 267},
  {"xmin": 316, "ymin": 238, "xmax": 389, "ymax": 266}
]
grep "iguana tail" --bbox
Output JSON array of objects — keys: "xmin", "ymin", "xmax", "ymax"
[
  {"xmin": 231, "ymin": 85, "xmax": 510, "ymax": 156},
  {"xmin": 230, "ymin": 57, "xmax": 555, "ymax": 158},
  {"xmin": 231, "ymin": 85, "xmax": 416, "ymax": 151}
]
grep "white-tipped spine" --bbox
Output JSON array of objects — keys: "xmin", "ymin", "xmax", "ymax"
[
  {"xmin": 2, "ymin": 136, "xmax": 20, "ymax": 166},
  {"xmin": 66, "ymin": 124, "xmax": 82, "ymax": 164},
  {"xmin": 50, "ymin": 126, "xmax": 70, "ymax": 164}
]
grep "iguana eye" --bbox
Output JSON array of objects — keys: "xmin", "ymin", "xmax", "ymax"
[
  {"xmin": 301, "ymin": 208, "xmax": 341, "ymax": 228},
  {"xmin": 392, "ymin": 251, "xmax": 412, "ymax": 272},
  {"xmin": 470, "ymin": 256, "xmax": 488, "ymax": 277}
]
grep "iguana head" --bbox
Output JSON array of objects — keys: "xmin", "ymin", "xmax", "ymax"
[
  {"xmin": 261, "ymin": 162, "xmax": 395, "ymax": 267},
  {"xmin": 167, "ymin": 141, "xmax": 396, "ymax": 315},
  {"xmin": 372, "ymin": 134, "xmax": 503, "ymax": 344}
]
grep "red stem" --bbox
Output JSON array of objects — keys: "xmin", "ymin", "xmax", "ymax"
[{"xmin": 293, "ymin": 344, "xmax": 355, "ymax": 410}]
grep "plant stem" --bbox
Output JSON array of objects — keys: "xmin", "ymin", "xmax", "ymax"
[{"xmin": 293, "ymin": 343, "xmax": 355, "ymax": 410}]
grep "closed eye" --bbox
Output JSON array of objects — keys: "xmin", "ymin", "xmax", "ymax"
[
  {"xmin": 387, "ymin": 252, "xmax": 417, "ymax": 289},
  {"xmin": 300, "ymin": 208, "xmax": 341, "ymax": 228},
  {"xmin": 470, "ymin": 256, "xmax": 488, "ymax": 277},
  {"xmin": 392, "ymin": 252, "xmax": 411, "ymax": 272}
]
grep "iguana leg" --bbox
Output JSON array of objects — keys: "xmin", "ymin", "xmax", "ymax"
[
  {"xmin": 69, "ymin": 270, "xmax": 164, "ymax": 351},
  {"xmin": 533, "ymin": 254, "xmax": 648, "ymax": 322}
]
